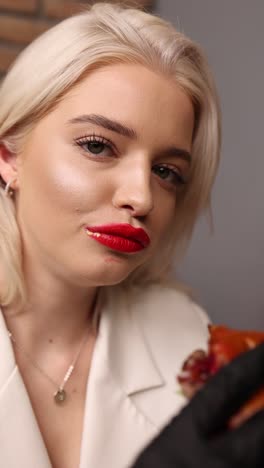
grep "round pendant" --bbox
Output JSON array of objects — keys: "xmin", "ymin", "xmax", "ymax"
[{"xmin": 54, "ymin": 389, "xmax": 66, "ymax": 404}]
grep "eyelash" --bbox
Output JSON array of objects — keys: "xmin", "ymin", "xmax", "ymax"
[
  {"xmin": 152, "ymin": 165, "xmax": 187, "ymax": 187},
  {"xmin": 74, "ymin": 134, "xmax": 187, "ymax": 187},
  {"xmin": 75, "ymin": 133, "xmax": 115, "ymax": 155}
]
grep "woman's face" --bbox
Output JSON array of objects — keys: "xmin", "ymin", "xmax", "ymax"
[{"xmin": 14, "ymin": 63, "xmax": 194, "ymax": 287}]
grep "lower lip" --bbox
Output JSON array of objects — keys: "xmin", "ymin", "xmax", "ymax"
[{"xmin": 85, "ymin": 230, "xmax": 145, "ymax": 253}]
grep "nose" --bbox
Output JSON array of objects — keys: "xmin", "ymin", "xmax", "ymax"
[{"xmin": 112, "ymin": 157, "xmax": 154, "ymax": 217}]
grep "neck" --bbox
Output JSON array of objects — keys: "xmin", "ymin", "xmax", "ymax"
[{"xmin": 2, "ymin": 268, "xmax": 99, "ymax": 353}]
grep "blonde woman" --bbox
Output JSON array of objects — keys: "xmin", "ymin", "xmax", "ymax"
[{"xmin": 1, "ymin": 3, "xmax": 264, "ymax": 468}]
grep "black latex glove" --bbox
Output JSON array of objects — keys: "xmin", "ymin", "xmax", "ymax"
[{"xmin": 132, "ymin": 342, "xmax": 264, "ymax": 468}]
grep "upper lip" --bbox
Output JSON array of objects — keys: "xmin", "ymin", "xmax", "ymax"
[{"xmin": 85, "ymin": 223, "xmax": 150, "ymax": 247}]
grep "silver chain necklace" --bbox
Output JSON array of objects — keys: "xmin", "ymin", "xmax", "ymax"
[
  {"xmin": 7, "ymin": 295, "xmax": 99, "ymax": 405},
  {"xmin": 8, "ymin": 327, "xmax": 90, "ymax": 404}
]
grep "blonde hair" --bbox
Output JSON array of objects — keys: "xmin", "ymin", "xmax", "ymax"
[{"xmin": 0, "ymin": 1, "xmax": 221, "ymax": 307}]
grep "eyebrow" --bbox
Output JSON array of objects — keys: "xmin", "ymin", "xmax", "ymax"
[
  {"xmin": 67, "ymin": 113, "xmax": 137, "ymax": 139},
  {"xmin": 161, "ymin": 147, "xmax": 191, "ymax": 163},
  {"xmin": 67, "ymin": 113, "xmax": 191, "ymax": 163}
]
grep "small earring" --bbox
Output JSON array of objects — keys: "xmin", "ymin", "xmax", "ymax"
[{"xmin": 4, "ymin": 178, "xmax": 16, "ymax": 198}]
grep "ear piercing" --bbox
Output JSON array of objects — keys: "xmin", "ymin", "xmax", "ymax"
[{"xmin": 4, "ymin": 178, "xmax": 16, "ymax": 197}]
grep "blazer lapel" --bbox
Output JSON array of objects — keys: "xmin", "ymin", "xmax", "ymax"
[
  {"xmin": 79, "ymin": 285, "xmax": 165, "ymax": 468},
  {"xmin": 0, "ymin": 312, "xmax": 52, "ymax": 468}
]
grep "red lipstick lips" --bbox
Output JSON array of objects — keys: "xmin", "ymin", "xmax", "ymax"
[{"xmin": 85, "ymin": 223, "xmax": 150, "ymax": 253}]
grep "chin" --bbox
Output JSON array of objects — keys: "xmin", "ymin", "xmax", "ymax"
[
  {"xmin": 94, "ymin": 254, "xmax": 143, "ymax": 286},
  {"xmin": 68, "ymin": 250, "xmax": 145, "ymax": 287}
]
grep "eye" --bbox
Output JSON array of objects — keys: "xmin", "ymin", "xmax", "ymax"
[
  {"xmin": 152, "ymin": 164, "xmax": 187, "ymax": 187},
  {"xmin": 75, "ymin": 134, "xmax": 115, "ymax": 157}
]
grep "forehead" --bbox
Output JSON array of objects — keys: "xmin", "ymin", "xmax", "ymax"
[{"xmin": 50, "ymin": 63, "xmax": 194, "ymax": 147}]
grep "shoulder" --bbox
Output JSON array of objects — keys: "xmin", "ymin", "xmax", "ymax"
[
  {"xmin": 124, "ymin": 281, "xmax": 209, "ymax": 339},
  {"xmin": 122, "ymin": 282, "xmax": 210, "ymax": 385}
]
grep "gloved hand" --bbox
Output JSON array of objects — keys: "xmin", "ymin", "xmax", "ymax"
[{"xmin": 132, "ymin": 342, "xmax": 264, "ymax": 468}]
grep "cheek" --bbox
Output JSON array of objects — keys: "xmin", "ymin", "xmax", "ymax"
[
  {"xmin": 19, "ymin": 147, "xmax": 110, "ymax": 221},
  {"xmin": 44, "ymin": 161, "xmax": 95, "ymax": 211},
  {"xmin": 161, "ymin": 185, "xmax": 177, "ymax": 215},
  {"xmin": 151, "ymin": 193, "xmax": 176, "ymax": 242}
]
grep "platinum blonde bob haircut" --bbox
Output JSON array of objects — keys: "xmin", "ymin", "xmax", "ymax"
[{"xmin": 0, "ymin": 1, "xmax": 221, "ymax": 307}]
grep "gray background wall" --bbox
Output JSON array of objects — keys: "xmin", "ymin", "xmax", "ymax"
[{"xmin": 154, "ymin": 0, "xmax": 264, "ymax": 328}]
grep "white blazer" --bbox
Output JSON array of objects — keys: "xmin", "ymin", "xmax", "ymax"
[{"xmin": 0, "ymin": 283, "xmax": 209, "ymax": 468}]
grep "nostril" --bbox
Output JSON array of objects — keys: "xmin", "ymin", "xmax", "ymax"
[
  {"xmin": 122, "ymin": 204, "xmax": 134, "ymax": 210},
  {"xmin": 112, "ymin": 182, "xmax": 154, "ymax": 216}
]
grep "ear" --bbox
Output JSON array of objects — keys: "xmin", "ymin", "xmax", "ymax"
[{"xmin": 0, "ymin": 143, "xmax": 18, "ymax": 187}]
